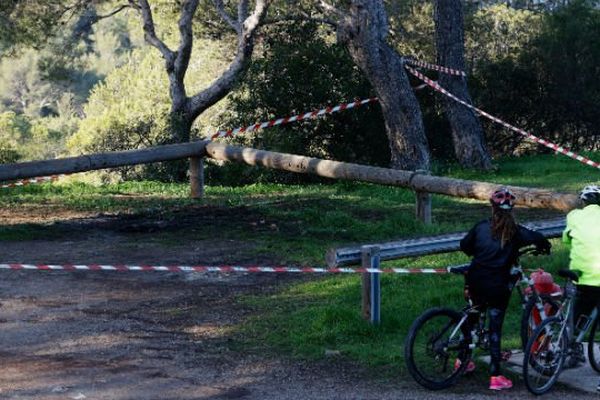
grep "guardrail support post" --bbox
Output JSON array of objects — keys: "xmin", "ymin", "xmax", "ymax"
[
  {"xmin": 414, "ymin": 169, "xmax": 432, "ymax": 225},
  {"xmin": 361, "ymin": 245, "xmax": 381, "ymax": 325},
  {"xmin": 190, "ymin": 156, "xmax": 204, "ymax": 199}
]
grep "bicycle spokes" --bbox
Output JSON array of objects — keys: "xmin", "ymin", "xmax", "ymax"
[
  {"xmin": 523, "ymin": 317, "xmax": 567, "ymax": 395},
  {"xmin": 406, "ymin": 308, "xmax": 471, "ymax": 390}
]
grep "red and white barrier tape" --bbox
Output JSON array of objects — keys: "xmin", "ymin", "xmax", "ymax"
[
  {"xmin": 210, "ymin": 98, "xmax": 378, "ymax": 140},
  {"xmin": 406, "ymin": 58, "xmax": 466, "ymax": 77},
  {"xmin": 1, "ymin": 175, "xmax": 64, "ymax": 189},
  {"xmin": 405, "ymin": 65, "xmax": 600, "ymax": 170},
  {"xmin": 0, "ymin": 263, "xmax": 451, "ymax": 274}
]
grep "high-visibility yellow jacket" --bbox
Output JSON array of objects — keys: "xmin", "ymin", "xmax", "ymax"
[{"xmin": 563, "ymin": 204, "xmax": 600, "ymax": 286}]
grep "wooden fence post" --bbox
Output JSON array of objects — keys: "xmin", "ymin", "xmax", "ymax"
[
  {"xmin": 190, "ymin": 157, "xmax": 204, "ymax": 199},
  {"xmin": 414, "ymin": 169, "xmax": 432, "ymax": 225},
  {"xmin": 361, "ymin": 245, "xmax": 381, "ymax": 325}
]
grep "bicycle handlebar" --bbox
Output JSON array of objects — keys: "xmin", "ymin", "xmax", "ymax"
[
  {"xmin": 518, "ymin": 247, "xmax": 542, "ymax": 257},
  {"xmin": 448, "ymin": 247, "xmax": 545, "ymax": 276}
]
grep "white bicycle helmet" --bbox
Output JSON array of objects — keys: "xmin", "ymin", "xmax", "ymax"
[{"xmin": 580, "ymin": 185, "xmax": 600, "ymax": 205}]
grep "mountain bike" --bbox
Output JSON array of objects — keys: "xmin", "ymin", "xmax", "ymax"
[
  {"xmin": 522, "ymin": 269, "xmax": 600, "ymax": 395},
  {"xmin": 404, "ymin": 247, "xmax": 556, "ymax": 390}
]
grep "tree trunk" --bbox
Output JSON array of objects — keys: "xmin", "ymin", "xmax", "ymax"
[
  {"xmin": 434, "ymin": 0, "xmax": 492, "ymax": 170},
  {"xmin": 169, "ymin": 108, "xmax": 193, "ymax": 144},
  {"xmin": 336, "ymin": 0, "xmax": 430, "ymax": 171}
]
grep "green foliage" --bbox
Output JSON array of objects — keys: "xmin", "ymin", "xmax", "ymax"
[
  {"xmin": 392, "ymin": 2, "xmax": 436, "ymax": 60},
  {"xmin": 0, "ymin": 50, "xmax": 56, "ymax": 117},
  {"xmin": 0, "ymin": 0, "xmax": 68, "ymax": 53},
  {"xmin": 471, "ymin": 0, "xmax": 600, "ymax": 155},
  {"xmin": 217, "ymin": 21, "xmax": 388, "ymax": 185},
  {"xmin": 466, "ymin": 5, "xmax": 542, "ymax": 66},
  {"xmin": 67, "ymin": 48, "xmax": 171, "ymax": 179},
  {"xmin": 0, "ymin": 111, "xmax": 74, "ymax": 162},
  {"xmin": 68, "ymin": 37, "xmax": 230, "ymax": 181}
]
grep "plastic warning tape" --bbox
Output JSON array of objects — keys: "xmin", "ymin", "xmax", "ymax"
[
  {"xmin": 1, "ymin": 175, "xmax": 64, "ymax": 189},
  {"xmin": 405, "ymin": 65, "xmax": 600, "ymax": 170},
  {"xmin": 0, "ymin": 263, "xmax": 453, "ymax": 274},
  {"xmin": 210, "ymin": 98, "xmax": 378, "ymax": 139},
  {"xmin": 210, "ymin": 84, "xmax": 430, "ymax": 141},
  {"xmin": 406, "ymin": 58, "xmax": 466, "ymax": 77}
]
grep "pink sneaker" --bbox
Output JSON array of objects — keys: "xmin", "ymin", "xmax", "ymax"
[
  {"xmin": 454, "ymin": 358, "xmax": 476, "ymax": 373},
  {"xmin": 489, "ymin": 375, "xmax": 513, "ymax": 391}
]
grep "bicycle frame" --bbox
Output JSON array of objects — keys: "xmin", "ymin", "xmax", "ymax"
[
  {"xmin": 551, "ymin": 277, "xmax": 599, "ymax": 342},
  {"xmin": 576, "ymin": 307, "xmax": 599, "ymax": 342}
]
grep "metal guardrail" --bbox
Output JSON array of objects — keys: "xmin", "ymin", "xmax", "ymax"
[{"xmin": 326, "ymin": 217, "xmax": 566, "ymax": 267}]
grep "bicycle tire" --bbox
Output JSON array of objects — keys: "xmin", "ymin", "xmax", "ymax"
[
  {"xmin": 405, "ymin": 307, "xmax": 471, "ymax": 390},
  {"xmin": 523, "ymin": 316, "xmax": 567, "ymax": 395},
  {"xmin": 587, "ymin": 316, "xmax": 600, "ymax": 373},
  {"xmin": 520, "ymin": 296, "xmax": 561, "ymax": 350}
]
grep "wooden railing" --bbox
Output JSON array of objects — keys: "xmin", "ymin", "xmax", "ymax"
[{"xmin": 0, "ymin": 141, "xmax": 581, "ymax": 211}]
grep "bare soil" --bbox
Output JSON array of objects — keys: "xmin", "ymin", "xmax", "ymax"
[{"xmin": 0, "ymin": 209, "xmax": 593, "ymax": 399}]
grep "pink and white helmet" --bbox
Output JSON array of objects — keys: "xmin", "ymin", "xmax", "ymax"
[{"xmin": 490, "ymin": 188, "xmax": 516, "ymax": 210}]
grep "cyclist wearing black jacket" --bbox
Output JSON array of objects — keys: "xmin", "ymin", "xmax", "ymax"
[{"xmin": 459, "ymin": 188, "xmax": 551, "ymax": 391}]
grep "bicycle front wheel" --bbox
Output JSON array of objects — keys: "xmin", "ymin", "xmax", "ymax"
[
  {"xmin": 520, "ymin": 296, "xmax": 561, "ymax": 350},
  {"xmin": 405, "ymin": 307, "xmax": 471, "ymax": 390},
  {"xmin": 523, "ymin": 316, "xmax": 567, "ymax": 395},
  {"xmin": 587, "ymin": 316, "xmax": 600, "ymax": 373}
]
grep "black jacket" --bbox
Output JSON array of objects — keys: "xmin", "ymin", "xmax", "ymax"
[{"xmin": 460, "ymin": 219, "xmax": 550, "ymax": 290}]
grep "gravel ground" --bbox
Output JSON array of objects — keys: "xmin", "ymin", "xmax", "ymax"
[{"xmin": 0, "ymin": 265, "xmax": 596, "ymax": 400}]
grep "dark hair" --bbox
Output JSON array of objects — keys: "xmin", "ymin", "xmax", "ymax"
[{"xmin": 491, "ymin": 206, "xmax": 517, "ymax": 248}]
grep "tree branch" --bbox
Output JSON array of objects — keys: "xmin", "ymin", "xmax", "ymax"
[
  {"xmin": 263, "ymin": 11, "xmax": 337, "ymax": 28},
  {"xmin": 173, "ymin": 0, "xmax": 199, "ymax": 81},
  {"xmin": 242, "ymin": 0, "xmax": 268, "ymax": 34},
  {"xmin": 237, "ymin": 0, "xmax": 248, "ymax": 28},
  {"xmin": 213, "ymin": 0, "xmax": 240, "ymax": 33},
  {"xmin": 188, "ymin": 0, "xmax": 269, "ymax": 119},
  {"xmin": 96, "ymin": 4, "xmax": 131, "ymax": 20},
  {"xmin": 136, "ymin": 0, "xmax": 174, "ymax": 65},
  {"xmin": 316, "ymin": 0, "xmax": 344, "ymax": 19}
]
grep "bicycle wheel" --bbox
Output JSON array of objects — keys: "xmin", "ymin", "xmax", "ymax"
[
  {"xmin": 523, "ymin": 316, "xmax": 567, "ymax": 395},
  {"xmin": 520, "ymin": 296, "xmax": 561, "ymax": 350},
  {"xmin": 587, "ymin": 316, "xmax": 600, "ymax": 373},
  {"xmin": 405, "ymin": 307, "xmax": 471, "ymax": 390}
]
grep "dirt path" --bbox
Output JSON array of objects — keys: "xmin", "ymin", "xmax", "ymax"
[{"xmin": 0, "ymin": 212, "xmax": 593, "ymax": 399}]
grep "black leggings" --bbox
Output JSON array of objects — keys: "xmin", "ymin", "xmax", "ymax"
[{"xmin": 464, "ymin": 284, "xmax": 511, "ymax": 376}]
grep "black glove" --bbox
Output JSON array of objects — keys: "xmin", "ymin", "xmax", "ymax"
[{"xmin": 536, "ymin": 241, "xmax": 552, "ymax": 255}]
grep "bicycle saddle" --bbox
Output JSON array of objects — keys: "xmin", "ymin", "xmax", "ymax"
[{"xmin": 558, "ymin": 269, "xmax": 579, "ymax": 282}]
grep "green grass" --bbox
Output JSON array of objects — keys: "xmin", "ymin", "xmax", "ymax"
[{"xmin": 1, "ymin": 151, "xmax": 599, "ymax": 374}]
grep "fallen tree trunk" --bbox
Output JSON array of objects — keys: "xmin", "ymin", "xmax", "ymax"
[
  {"xmin": 205, "ymin": 142, "xmax": 579, "ymax": 212},
  {"xmin": 0, "ymin": 140, "xmax": 579, "ymax": 212},
  {"xmin": 0, "ymin": 141, "xmax": 209, "ymax": 182}
]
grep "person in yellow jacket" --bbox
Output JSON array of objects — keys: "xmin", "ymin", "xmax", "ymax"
[{"xmin": 562, "ymin": 184, "xmax": 600, "ymax": 379}]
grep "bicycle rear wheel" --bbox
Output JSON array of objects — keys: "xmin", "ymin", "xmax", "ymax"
[
  {"xmin": 587, "ymin": 316, "xmax": 600, "ymax": 373},
  {"xmin": 523, "ymin": 316, "xmax": 567, "ymax": 395},
  {"xmin": 405, "ymin": 307, "xmax": 471, "ymax": 390}
]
